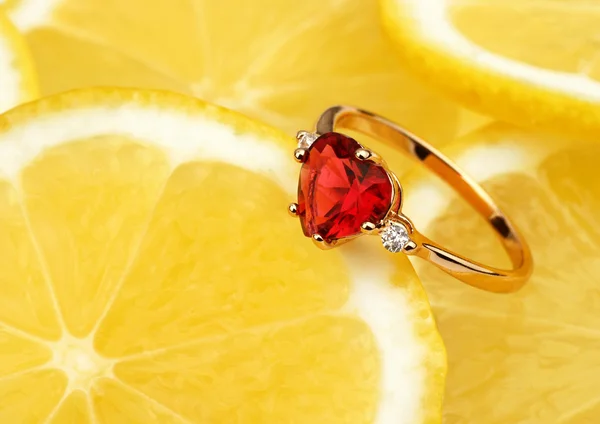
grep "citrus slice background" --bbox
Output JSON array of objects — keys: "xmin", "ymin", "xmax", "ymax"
[
  {"xmin": 382, "ymin": 0, "xmax": 600, "ymax": 139},
  {"xmin": 0, "ymin": 7, "xmax": 37, "ymax": 112},
  {"xmin": 0, "ymin": 0, "xmax": 488, "ymax": 148},
  {"xmin": 0, "ymin": 88, "xmax": 445, "ymax": 424},
  {"xmin": 401, "ymin": 123, "xmax": 600, "ymax": 423}
]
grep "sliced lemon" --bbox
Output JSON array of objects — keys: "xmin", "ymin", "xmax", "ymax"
[
  {"xmin": 401, "ymin": 123, "xmax": 600, "ymax": 423},
  {"xmin": 0, "ymin": 88, "xmax": 445, "ymax": 424},
  {"xmin": 0, "ymin": 0, "xmax": 485, "ymax": 143},
  {"xmin": 382, "ymin": 0, "xmax": 600, "ymax": 138},
  {"xmin": 0, "ymin": 8, "xmax": 37, "ymax": 112}
]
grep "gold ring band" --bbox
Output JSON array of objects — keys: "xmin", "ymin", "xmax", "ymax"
[{"xmin": 289, "ymin": 106, "xmax": 533, "ymax": 293}]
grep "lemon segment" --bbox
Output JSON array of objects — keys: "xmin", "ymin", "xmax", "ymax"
[
  {"xmin": 0, "ymin": 89, "xmax": 445, "ymax": 424},
  {"xmin": 49, "ymin": 390, "xmax": 92, "ymax": 424},
  {"xmin": 21, "ymin": 137, "xmax": 171, "ymax": 337},
  {"xmin": 0, "ymin": 329, "xmax": 52, "ymax": 376},
  {"xmin": 91, "ymin": 378, "xmax": 188, "ymax": 424},
  {"xmin": 0, "ymin": 180, "xmax": 61, "ymax": 339},
  {"xmin": 0, "ymin": 369, "xmax": 67, "ymax": 422}
]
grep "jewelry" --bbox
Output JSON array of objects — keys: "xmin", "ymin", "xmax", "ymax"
[{"xmin": 288, "ymin": 106, "xmax": 532, "ymax": 293}]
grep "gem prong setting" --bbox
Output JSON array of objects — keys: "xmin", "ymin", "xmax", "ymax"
[
  {"xmin": 294, "ymin": 148, "xmax": 308, "ymax": 163},
  {"xmin": 360, "ymin": 221, "xmax": 379, "ymax": 234},
  {"xmin": 288, "ymin": 202, "xmax": 299, "ymax": 217},
  {"xmin": 311, "ymin": 234, "xmax": 335, "ymax": 250},
  {"xmin": 402, "ymin": 240, "xmax": 418, "ymax": 254},
  {"xmin": 355, "ymin": 148, "xmax": 372, "ymax": 161},
  {"xmin": 355, "ymin": 148, "xmax": 386, "ymax": 167}
]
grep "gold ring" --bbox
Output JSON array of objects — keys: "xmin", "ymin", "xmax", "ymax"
[{"xmin": 288, "ymin": 106, "xmax": 533, "ymax": 293}]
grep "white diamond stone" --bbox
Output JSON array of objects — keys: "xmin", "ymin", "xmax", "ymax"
[
  {"xmin": 297, "ymin": 131, "xmax": 319, "ymax": 149},
  {"xmin": 380, "ymin": 221, "xmax": 410, "ymax": 253}
]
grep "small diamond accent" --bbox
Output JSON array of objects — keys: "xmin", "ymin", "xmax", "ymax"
[
  {"xmin": 297, "ymin": 131, "xmax": 319, "ymax": 149},
  {"xmin": 380, "ymin": 221, "xmax": 410, "ymax": 253}
]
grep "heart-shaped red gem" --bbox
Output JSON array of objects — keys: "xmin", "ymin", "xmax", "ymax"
[{"xmin": 297, "ymin": 132, "xmax": 394, "ymax": 242}]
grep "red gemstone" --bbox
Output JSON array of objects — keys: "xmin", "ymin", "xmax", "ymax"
[{"xmin": 297, "ymin": 132, "xmax": 393, "ymax": 242}]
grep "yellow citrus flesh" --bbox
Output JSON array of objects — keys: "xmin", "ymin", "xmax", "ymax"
[
  {"xmin": 0, "ymin": 0, "xmax": 487, "ymax": 144},
  {"xmin": 0, "ymin": 8, "xmax": 37, "ymax": 111},
  {"xmin": 0, "ymin": 88, "xmax": 445, "ymax": 424},
  {"xmin": 401, "ymin": 123, "xmax": 600, "ymax": 423},
  {"xmin": 381, "ymin": 0, "xmax": 600, "ymax": 139}
]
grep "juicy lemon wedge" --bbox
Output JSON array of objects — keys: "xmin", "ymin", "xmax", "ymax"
[
  {"xmin": 0, "ymin": 0, "xmax": 477, "ymax": 143},
  {"xmin": 402, "ymin": 123, "xmax": 600, "ymax": 423},
  {"xmin": 0, "ymin": 9, "xmax": 37, "ymax": 111},
  {"xmin": 0, "ymin": 88, "xmax": 445, "ymax": 424},
  {"xmin": 381, "ymin": 0, "xmax": 600, "ymax": 138}
]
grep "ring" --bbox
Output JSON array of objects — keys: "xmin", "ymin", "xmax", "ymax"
[{"xmin": 288, "ymin": 106, "xmax": 533, "ymax": 293}]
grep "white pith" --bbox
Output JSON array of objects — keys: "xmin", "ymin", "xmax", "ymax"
[
  {"xmin": 400, "ymin": 0, "xmax": 600, "ymax": 100},
  {"xmin": 0, "ymin": 101, "xmax": 432, "ymax": 424}
]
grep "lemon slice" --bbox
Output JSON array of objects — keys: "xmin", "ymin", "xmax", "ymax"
[
  {"xmin": 0, "ymin": 0, "xmax": 484, "ymax": 144},
  {"xmin": 0, "ymin": 9, "xmax": 37, "ymax": 112},
  {"xmin": 401, "ymin": 123, "xmax": 600, "ymax": 423},
  {"xmin": 0, "ymin": 88, "xmax": 445, "ymax": 423},
  {"xmin": 381, "ymin": 0, "xmax": 600, "ymax": 138}
]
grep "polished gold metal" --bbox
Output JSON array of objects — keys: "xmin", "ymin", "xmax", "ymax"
[
  {"xmin": 294, "ymin": 148, "xmax": 308, "ymax": 163},
  {"xmin": 355, "ymin": 148, "xmax": 372, "ymax": 161},
  {"xmin": 402, "ymin": 240, "xmax": 418, "ymax": 254},
  {"xmin": 312, "ymin": 234, "xmax": 335, "ymax": 250},
  {"xmin": 288, "ymin": 203, "xmax": 299, "ymax": 217},
  {"xmin": 299, "ymin": 105, "xmax": 533, "ymax": 293},
  {"xmin": 360, "ymin": 221, "xmax": 378, "ymax": 234}
]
